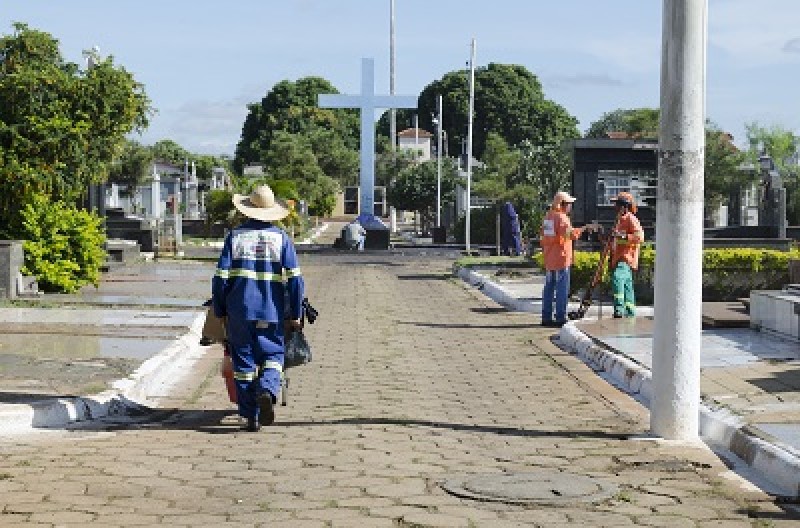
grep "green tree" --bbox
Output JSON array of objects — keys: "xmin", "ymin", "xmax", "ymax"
[
  {"xmin": 387, "ymin": 159, "xmax": 459, "ymax": 233},
  {"xmin": 704, "ymin": 122, "xmax": 748, "ymax": 220},
  {"xmin": 150, "ymin": 139, "xmax": 190, "ymax": 166},
  {"xmin": 377, "ymin": 63, "xmax": 578, "ymax": 161},
  {"xmin": 473, "ymin": 132, "xmax": 521, "ymax": 199},
  {"xmin": 745, "ymin": 122, "xmax": 800, "ymax": 224},
  {"xmin": 204, "ymin": 189, "xmax": 235, "ymax": 232},
  {"xmin": 0, "ymin": 23, "xmax": 151, "ymax": 225},
  {"xmin": 233, "ymin": 76, "xmax": 359, "ymax": 178},
  {"xmin": 585, "ymin": 108, "xmax": 660, "ymax": 138},
  {"xmin": 108, "ymin": 139, "xmax": 154, "ymax": 186}
]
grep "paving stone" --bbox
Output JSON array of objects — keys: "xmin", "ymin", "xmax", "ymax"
[{"xmin": 1, "ymin": 255, "xmax": 796, "ymax": 526}]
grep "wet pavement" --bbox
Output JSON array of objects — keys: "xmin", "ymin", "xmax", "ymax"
[
  {"xmin": 458, "ymin": 264, "xmax": 800, "ymax": 496},
  {"xmin": 0, "ymin": 260, "xmax": 210, "ymax": 406}
]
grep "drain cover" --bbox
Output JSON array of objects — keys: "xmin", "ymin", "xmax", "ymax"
[{"xmin": 440, "ymin": 471, "xmax": 618, "ymax": 506}]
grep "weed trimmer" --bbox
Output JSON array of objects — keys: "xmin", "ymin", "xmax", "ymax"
[{"xmin": 568, "ymin": 230, "xmax": 613, "ymax": 320}]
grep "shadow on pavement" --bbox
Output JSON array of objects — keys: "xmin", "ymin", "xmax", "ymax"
[
  {"xmin": 399, "ymin": 321, "xmax": 532, "ymax": 330},
  {"xmin": 58, "ymin": 408, "xmax": 635, "ymax": 441},
  {"xmin": 275, "ymin": 417, "xmax": 635, "ymax": 440}
]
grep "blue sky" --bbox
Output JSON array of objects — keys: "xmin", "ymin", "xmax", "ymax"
[{"xmin": 3, "ymin": 0, "xmax": 799, "ymax": 156}]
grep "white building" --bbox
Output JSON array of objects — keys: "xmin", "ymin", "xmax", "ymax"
[{"xmin": 397, "ymin": 127, "xmax": 433, "ymax": 161}]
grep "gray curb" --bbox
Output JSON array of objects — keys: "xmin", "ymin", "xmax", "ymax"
[
  {"xmin": 457, "ymin": 268, "xmax": 800, "ymax": 497},
  {"xmin": 557, "ymin": 322, "xmax": 800, "ymax": 498},
  {"xmin": 0, "ymin": 311, "xmax": 207, "ymax": 435}
]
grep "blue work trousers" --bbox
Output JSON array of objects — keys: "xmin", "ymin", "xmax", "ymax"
[
  {"xmin": 226, "ymin": 318, "xmax": 284, "ymax": 419},
  {"xmin": 542, "ymin": 268, "xmax": 571, "ymax": 323}
]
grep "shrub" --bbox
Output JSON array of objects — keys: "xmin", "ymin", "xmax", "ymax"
[
  {"xmin": 535, "ymin": 246, "xmax": 799, "ymax": 301},
  {"xmin": 15, "ymin": 195, "xmax": 106, "ymax": 293}
]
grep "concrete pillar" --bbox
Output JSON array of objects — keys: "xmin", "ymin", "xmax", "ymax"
[
  {"xmin": 652, "ymin": 0, "xmax": 707, "ymax": 440},
  {"xmin": 151, "ymin": 172, "xmax": 161, "ymax": 219},
  {"xmin": 0, "ymin": 241, "xmax": 23, "ymax": 299}
]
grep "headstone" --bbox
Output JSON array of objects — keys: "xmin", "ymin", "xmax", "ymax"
[
  {"xmin": 318, "ymin": 57, "xmax": 417, "ymax": 247},
  {"xmin": 0, "ymin": 240, "xmax": 23, "ymax": 299}
]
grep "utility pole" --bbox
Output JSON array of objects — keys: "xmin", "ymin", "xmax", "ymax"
[
  {"xmin": 652, "ymin": 0, "xmax": 707, "ymax": 441},
  {"xmin": 389, "ymin": 0, "xmax": 398, "ymax": 233},
  {"xmin": 465, "ymin": 38, "xmax": 476, "ymax": 253},
  {"xmin": 389, "ymin": 0, "xmax": 396, "ymax": 150},
  {"xmin": 436, "ymin": 94, "xmax": 443, "ymax": 227}
]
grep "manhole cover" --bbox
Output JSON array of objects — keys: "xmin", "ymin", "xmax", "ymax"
[{"xmin": 440, "ymin": 471, "xmax": 618, "ymax": 506}]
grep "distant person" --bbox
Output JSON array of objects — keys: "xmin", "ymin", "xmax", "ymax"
[
  {"xmin": 212, "ymin": 184, "xmax": 304, "ymax": 432},
  {"xmin": 539, "ymin": 191, "xmax": 595, "ymax": 327},
  {"xmin": 500, "ymin": 201, "xmax": 522, "ymax": 256},
  {"xmin": 610, "ymin": 192, "xmax": 644, "ymax": 318},
  {"xmin": 343, "ymin": 219, "xmax": 367, "ymax": 251}
]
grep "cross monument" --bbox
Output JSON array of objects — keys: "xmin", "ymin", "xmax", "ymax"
[{"xmin": 319, "ymin": 58, "xmax": 417, "ymax": 230}]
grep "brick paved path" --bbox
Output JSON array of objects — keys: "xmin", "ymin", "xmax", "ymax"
[{"xmin": 1, "ymin": 255, "xmax": 797, "ymax": 527}]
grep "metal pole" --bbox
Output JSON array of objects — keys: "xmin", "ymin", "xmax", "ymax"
[
  {"xmin": 466, "ymin": 38, "xmax": 476, "ymax": 253},
  {"xmin": 652, "ymin": 0, "xmax": 707, "ymax": 441},
  {"xmin": 389, "ymin": 0, "xmax": 398, "ymax": 232},
  {"xmin": 436, "ymin": 94, "xmax": 443, "ymax": 227},
  {"xmin": 389, "ymin": 0, "xmax": 396, "ymax": 151}
]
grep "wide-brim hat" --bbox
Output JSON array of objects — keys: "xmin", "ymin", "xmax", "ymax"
[{"xmin": 232, "ymin": 184, "xmax": 289, "ymax": 222}]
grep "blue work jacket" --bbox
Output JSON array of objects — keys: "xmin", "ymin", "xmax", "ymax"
[{"xmin": 212, "ymin": 220, "xmax": 304, "ymax": 322}]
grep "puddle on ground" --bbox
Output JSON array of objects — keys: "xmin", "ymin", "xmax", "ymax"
[{"xmin": 0, "ymin": 333, "xmax": 176, "ymax": 361}]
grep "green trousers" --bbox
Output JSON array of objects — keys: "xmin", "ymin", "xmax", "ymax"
[{"xmin": 611, "ymin": 262, "xmax": 636, "ymax": 317}]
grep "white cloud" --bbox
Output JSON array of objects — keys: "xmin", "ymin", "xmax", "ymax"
[
  {"xmin": 140, "ymin": 90, "xmax": 263, "ymax": 156},
  {"xmin": 784, "ymin": 38, "xmax": 800, "ymax": 54}
]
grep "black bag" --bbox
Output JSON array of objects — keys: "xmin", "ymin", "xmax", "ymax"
[{"xmin": 284, "ymin": 329, "xmax": 312, "ymax": 368}]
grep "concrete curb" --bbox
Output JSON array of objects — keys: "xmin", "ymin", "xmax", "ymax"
[
  {"xmin": 558, "ymin": 322, "xmax": 800, "ymax": 498},
  {"xmin": 457, "ymin": 267, "xmax": 655, "ymax": 319},
  {"xmin": 457, "ymin": 267, "xmax": 537, "ymax": 312},
  {"xmin": 299, "ymin": 222, "xmax": 330, "ymax": 245},
  {"xmin": 456, "ymin": 268, "xmax": 800, "ymax": 497},
  {"xmin": 0, "ymin": 311, "xmax": 207, "ymax": 435}
]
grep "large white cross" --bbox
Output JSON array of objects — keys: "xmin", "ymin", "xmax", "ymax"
[{"xmin": 319, "ymin": 58, "xmax": 417, "ymax": 225}]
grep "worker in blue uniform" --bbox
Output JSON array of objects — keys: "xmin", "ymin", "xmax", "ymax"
[{"xmin": 212, "ymin": 184, "xmax": 304, "ymax": 432}]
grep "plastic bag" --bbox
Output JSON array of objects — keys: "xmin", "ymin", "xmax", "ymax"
[{"xmin": 284, "ymin": 330, "xmax": 312, "ymax": 368}]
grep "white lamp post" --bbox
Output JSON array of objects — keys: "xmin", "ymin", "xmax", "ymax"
[
  {"xmin": 434, "ymin": 94, "xmax": 443, "ymax": 227},
  {"xmin": 465, "ymin": 38, "xmax": 476, "ymax": 253}
]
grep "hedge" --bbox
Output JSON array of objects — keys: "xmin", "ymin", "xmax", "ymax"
[{"xmin": 534, "ymin": 246, "xmax": 799, "ymax": 302}]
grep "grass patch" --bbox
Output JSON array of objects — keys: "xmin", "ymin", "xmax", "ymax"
[{"xmin": 453, "ymin": 255, "xmax": 533, "ymax": 270}]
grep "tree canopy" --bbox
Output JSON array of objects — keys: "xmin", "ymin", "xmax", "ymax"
[
  {"xmin": 0, "ymin": 23, "xmax": 151, "ymax": 226},
  {"xmin": 745, "ymin": 122, "xmax": 800, "ymax": 224},
  {"xmin": 0, "ymin": 23, "xmax": 150, "ymax": 292},
  {"xmin": 387, "ymin": 159, "xmax": 459, "ymax": 232},
  {"xmin": 585, "ymin": 108, "xmax": 660, "ymax": 139},
  {"xmin": 378, "ymin": 63, "xmax": 579, "ymax": 161},
  {"xmin": 232, "ymin": 77, "xmax": 358, "ymax": 212}
]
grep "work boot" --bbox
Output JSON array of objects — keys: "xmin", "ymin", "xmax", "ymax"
[
  {"xmin": 243, "ymin": 416, "xmax": 261, "ymax": 432},
  {"xmin": 258, "ymin": 394, "xmax": 275, "ymax": 426}
]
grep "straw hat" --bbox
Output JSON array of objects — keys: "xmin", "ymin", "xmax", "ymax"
[{"xmin": 232, "ymin": 185, "xmax": 289, "ymax": 222}]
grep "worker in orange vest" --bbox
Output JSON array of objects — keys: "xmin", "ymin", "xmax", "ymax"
[
  {"xmin": 540, "ymin": 191, "xmax": 597, "ymax": 326},
  {"xmin": 610, "ymin": 192, "xmax": 644, "ymax": 318}
]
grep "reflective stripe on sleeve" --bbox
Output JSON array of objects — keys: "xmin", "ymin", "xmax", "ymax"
[
  {"xmin": 233, "ymin": 370, "xmax": 258, "ymax": 381},
  {"xmin": 261, "ymin": 360, "xmax": 283, "ymax": 373},
  {"xmin": 285, "ymin": 267, "xmax": 302, "ymax": 278},
  {"xmin": 215, "ymin": 269, "xmax": 230, "ymax": 278}
]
